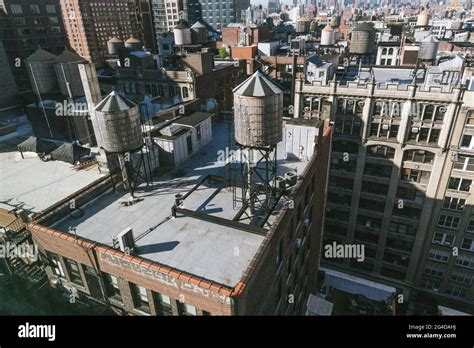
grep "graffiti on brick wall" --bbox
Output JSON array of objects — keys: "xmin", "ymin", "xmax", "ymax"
[{"xmin": 99, "ymin": 251, "xmax": 230, "ymax": 304}]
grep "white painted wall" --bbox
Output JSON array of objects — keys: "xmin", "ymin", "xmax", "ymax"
[{"xmin": 154, "ymin": 117, "xmax": 213, "ymax": 166}]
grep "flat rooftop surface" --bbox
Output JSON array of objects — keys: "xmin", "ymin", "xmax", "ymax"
[
  {"xmin": 50, "ymin": 121, "xmax": 317, "ymax": 287},
  {"xmin": 0, "ymin": 134, "xmax": 103, "ymax": 214}
]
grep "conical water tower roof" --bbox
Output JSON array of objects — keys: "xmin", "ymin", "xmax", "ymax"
[
  {"xmin": 323, "ymin": 24, "xmax": 334, "ymax": 32},
  {"xmin": 108, "ymin": 37, "xmax": 123, "ymax": 43},
  {"xmin": 422, "ymin": 34, "xmax": 438, "ymax": 43},
  {"xmin": 191, "ymin": 21, "xmax": 206, "ymax": 29},
  {"xmin": 233, "ymin": 70, "xmax": 282, "ymax": 97},
  {"xmin": 353, "ymin": 22, "xmax": 373, "ymax": 32},
  {"xmin": 95, "ymin": 90, "xmax": 136, "ymax": 112},
  {"xmin": 55, "ymin": 48, "xmax": 86, "ymax": 63}
]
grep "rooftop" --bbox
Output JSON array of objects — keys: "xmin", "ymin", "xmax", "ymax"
[
  {"xmin": 43, "ymin": 120, "xmax": 321, "ymax": 287},
  {"xmin": 0, "ymin": 135, "xmax": 103, "ymax": 215}
]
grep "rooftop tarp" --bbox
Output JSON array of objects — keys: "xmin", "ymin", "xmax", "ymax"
[
  {"xmin": 321, "ymin": 267, "xmax": 396, "ymax": 302},
  {"xmin": 51, "ymin": 143, "xmax": 90, "ymax": 164},
  {"xmin": 17, "ymin": 136, "xmax": 58, "ymax": 154}
]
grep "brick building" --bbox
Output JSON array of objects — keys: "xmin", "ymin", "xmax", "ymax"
[
  {"xmin": 59, "ymin": 0, "xmax": 141, "ymax": 66},
  {"xmin": 28, "ymin": 118, "xmax": 332, "ymax": 315},
  {"xmin": 0, "ymin": 0, "xmax": 68, "ymax": 91},
  {"xmin": 115, "ymin": 53, "xmax": 247, "ymax": 112}
]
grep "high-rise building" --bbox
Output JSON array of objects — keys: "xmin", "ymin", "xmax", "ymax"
[
  {"xmin": 0, "ymin": 0, "xmax": 68, "ymax": 91},
  {"xmin": 151, "ymin": 0, "xmax": 186, "ymax": 38},
  {"xmin": 187, "ymin": 0, "xmax": 250, "ymax": 30},
  {"xmin": 0, "ymin": 40, "xmax": 19, "ymax": 115},
  {"xmin": 294, "ymin": 67, "xmax": 474, "ymax": 313},
  {"xmin": 133, "ymin": 0, "xmax": 158, "ymax": 53},
  {"xmin": 59, "ymin": 0, "xmax": 142, "ymax": 66}
]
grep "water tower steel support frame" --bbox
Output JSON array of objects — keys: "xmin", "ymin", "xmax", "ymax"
[{"xmin": 238, "ymin": 145, "xmax": 277, "ymax": 216}]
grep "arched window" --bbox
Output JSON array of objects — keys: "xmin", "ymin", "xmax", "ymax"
[
  {"xmin": 367, "ymin": 145, "xmax": 395, "ymax": 159},
  {"xmin": 388, "ymin": 48, "xmax": 394, "ymax": 55},
  {"xmin": 382, "ymin": 48, "xmax": 387, "ymax": 55}
]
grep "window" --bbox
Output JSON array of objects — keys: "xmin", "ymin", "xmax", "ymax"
[
  {"xmin": 276, "ymin": 238, "xmax": 283, "ymax": 269},
  {"xmin": 466, "ymin": 111, "xmax": 474, "ymax": 126},
  {"xmin": 47, "ymin": 252, "xmax": 64, "ymax": 277},
  {"xmin": 451, "ymin": 271, "xmax": 472, "ymax": 285},
  {"xmin": 424, "ymin": 264, "xmax": 445, "ymax": 277},
  {"xmin": 423, "ymin": 105, "xmax": 435, "ymax": 120},
  {"xmin": 46, "ymin": 5, "xmax": 56, "ymax": 13},
  {"xmin": 437, "ymin": 214, "xmax": 460, "ymax": 230},
  {"xmin": 442, "ymin": 196, "xmax": 465, "ymax": 211},
  {"xmin": 428, "ymin": 249, "xmax": 450, "ymax": 262},
  {"xmin": 466, "ymin": 220, "xmax": 474, "ymax": 233},
  {"xmin": 461, "ymin": 238, "xmax": 474, "ymax": 251},
  {"xmin": 388, "ymin": 222, "xmax": 417, "ymax": 236},
  {"xmin": 154, "ymin": 293, "xmax": 172, "ymax": 315},
  {"xmin": 182, "ymin": 87, "xmax": 189, "ymax": 98},
  {"xmin": 103, "ymin": 273, "xmax": 122, "ymax": 302},
  {"xmin": 402, "ymin": 168, "xmax": 431, "ymax": 184},
  {"xmin": 65, "ymin": 258, "xmax": 84, "ymax": 286},
  {"xmin": 448, "ymin": 177, "xmax": 472, "ymax": 192},
  {"xmin": 403, "ymin": 149, "xmax": 434, "ymax": 164},
  {"xmin": 367, "ymin": 145, "xmax": 395, "ymax": 159},
  {"xmin": 10, "ymin": 4, "xmax": 23, "ymax": 14},
  {"xmin": 421, "ymin": 278, "xmax": 440, "ymax": 290},
  {"xmin": 453, "ymin": 155, "xmax": 474, "ymax": 172},
  {"xmin": 455, "ymin": 255, "xmax": 474, "ymax": 269},
  {"xmin": 30, "ymin": 4, "xmax": 40, "ymax": 14},
  {"xmin": 446, "ymin": 286, "xmax": 468, "ymax": 298},
  {"xmin": 125, "ymin": 284, "xmax": 147, "ymax": 314},
  {"xmin": 178, "ymin": 302, "xmax": 197, "ymax": 316},
  {"xmin": 432, "ymin": 232, "xmax": 455, "ymax": 246},
  {"xmin": 196, "ymin": 125, "xmax": 202, "ymax": 140},
  {"xmin": 460, "ymin": 134, "xmax": 474, "ymax": 149}
]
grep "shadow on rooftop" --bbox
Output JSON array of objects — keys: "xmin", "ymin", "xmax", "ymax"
[{"xmin": 137, "ymin": 241, "xmax": 180, "ymax": 255}]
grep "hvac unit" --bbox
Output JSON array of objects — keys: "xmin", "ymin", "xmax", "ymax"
[
  {"xmin": 354, "ymin": 121, "xmax": 361, "ymax": 127},
  {"xmin": 382, "ymin": 124, "xmax": 390, "ymax": 130},
  {"xmin": 277, "ymin": 176, "xmax": 287, "ymax": 190},
  {"xmin": 366, "ymin": 221, "xmax": 372, "ymax": 228},
  {"xmin": 285, "ymin": 172, "xmax": 298, "ymax": 186},
  {"xmin": 117, "ymin": 227, "xmax": 135, "ymax": 254},
  {"xmin": 411, "ymin": 127, "xmax": 419, "ymax": 133}
]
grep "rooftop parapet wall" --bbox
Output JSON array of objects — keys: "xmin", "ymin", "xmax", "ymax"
[
  {"xmin": 296, "ymin": 79, "xmax": 464, "ymax": 102},
  {"xmin": 116, "ymin": 68, "xmax": 193, "ymax": 82}
]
